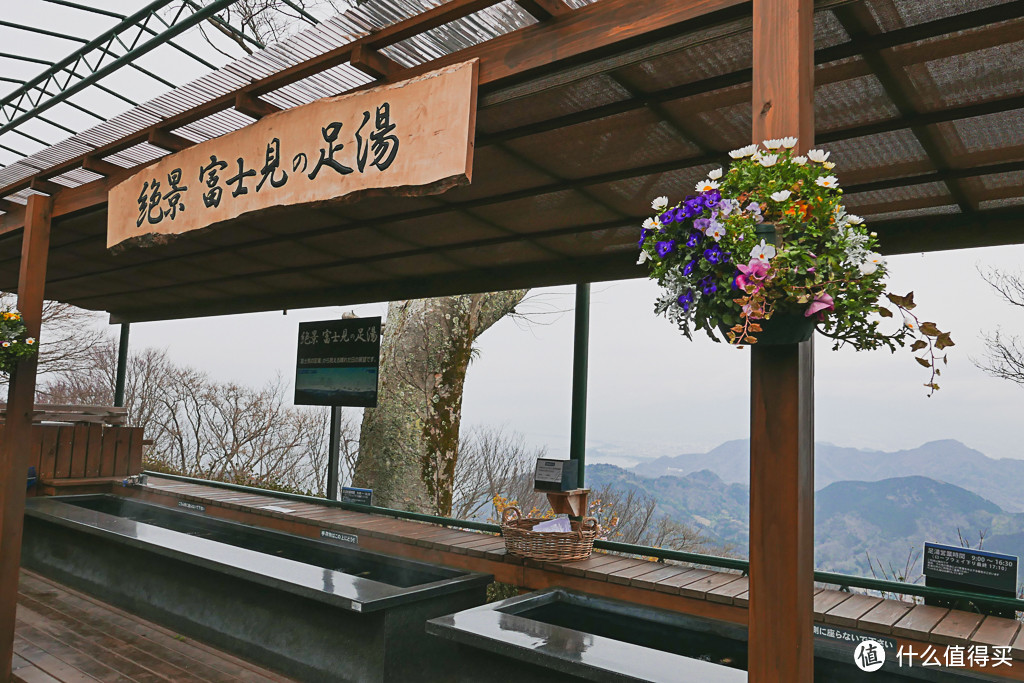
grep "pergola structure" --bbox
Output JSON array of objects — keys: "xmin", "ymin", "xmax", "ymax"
[{"xmin": 1, "ymin": 0, "xmax": 1023, "ymax": 680}]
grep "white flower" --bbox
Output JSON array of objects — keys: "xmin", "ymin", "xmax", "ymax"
[
  {"xmin": 642, "ymin": 217, "xmax": 659, "ymax": 231},
  {"xmin": 763, "ymin": 138, "xmax": 784, "ymax": 150},
  {"xmin": 823, "ymin": 161, "xmax": 836, "ymax": 170},
  {"xmin": 781, "ymin": 136, "xmax": 798, "ymax": 148},
  {"xmin": 728, "ymin": 144, "xmax": 758, "ymax": 159},
  {"xmin": 759, "ymin": 154, "xmax": 779, "ymax": 167},
  {"xmin": 792, "ymin": 155, "xmax": 807, "ymax": 165},
  {"xmin": 815, "ymin": 175, "xmax": 839, "ymax": 188},
  {"xmin": 708, "ymin": 168, "xmax": 723, "ymax": 180},
  {"xmin": 902, "ymin": 313, "xmax": 916, "ymax": 331},
  {"xmin": 846, "ymin": 214, "xmax": 864, "ymax": 225},
  {"xmin": 807, "ymin": 149, "xmax": 830, "ymax": 163},
  {"xmin": 704, "ymin": 223, "xmax": 726, "ymax": 242},
  {"xmin": 695, "ymin": 179, "xmax": 720, "ymax": 193},
  {"xmin": 637, "ymin": 250, "xmax": 651, "ymax": 265},
  {"xmin": 750, "ymin": 239, "xmax": 776, "ymax": 263},
  {"xmin": 651, "ymin": 196, "xmax": 669, "ymax": 211},
  {"xmin": 858, "ymin": 252, "xmax": 885, "ymax": 276},
  {"xmin": 770, "ymin": 190, "xmax": 792, "ymax": 202}
]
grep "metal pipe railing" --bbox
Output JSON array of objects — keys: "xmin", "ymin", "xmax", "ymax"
[{"xmin": 143, "ymin": 470, "xmax": 1024, "ymax": 612}]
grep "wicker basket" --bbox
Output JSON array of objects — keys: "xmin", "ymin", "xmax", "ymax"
[{"xmin": 500, "ymin": 507, "xmax": 600, "ymax": 562}]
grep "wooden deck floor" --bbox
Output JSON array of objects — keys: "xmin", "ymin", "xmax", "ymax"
[{"xmin": 13, "ymin": 570, "xmax": 293, "ymax": 683}]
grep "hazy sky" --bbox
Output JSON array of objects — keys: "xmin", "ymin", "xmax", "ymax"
[
  {"xmin": 5, "ymin": 3, "xmax": 1024, "ymax": 466},
  {"xmin": 119, "ymin": 242, "xmax": 1024, "ymax": 465}
]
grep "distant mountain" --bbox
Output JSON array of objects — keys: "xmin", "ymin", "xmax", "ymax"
[
  {"xmin": 587, "ymin": 463, "xmax": 1024, "ymax": 579},
  {"xmin": 631, "ymin": 439, "xmax": 1024, "ymax": 513}
]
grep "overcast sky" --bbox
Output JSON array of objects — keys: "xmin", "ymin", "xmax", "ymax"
[
  {"xmin": 120, "ymin": 242, "xmax": 1024, "ymax": 465},
  {"xmin": 5, "ymin": 2, "xmax": 1024, "ymax": 467}
]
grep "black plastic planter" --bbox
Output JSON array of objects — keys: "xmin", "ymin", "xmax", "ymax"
[{"xmin": 23, "ymin": 495, "xmax": 492, "ymax": 682}]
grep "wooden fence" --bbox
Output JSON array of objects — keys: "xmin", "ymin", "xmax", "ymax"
[{"xmin": 8, "ymin": 424, "xmax": 145, "ymax": 496}]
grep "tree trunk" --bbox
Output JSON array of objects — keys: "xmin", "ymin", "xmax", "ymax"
[{"xmin": 353, "ymin": 291, "xmax": 526, "ymax": 514}]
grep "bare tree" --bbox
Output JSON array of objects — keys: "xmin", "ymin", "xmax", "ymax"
[
  {"xmin": 0, "ymin": 294, "xmax": 108, "ymax": 394},
  {"xmin": 976, "ymin": 267, "xmax": 1024, "ymax": 384},
  {"xmin": 452, "ymin": 424, "xmax": 547, "ymax": 521}
]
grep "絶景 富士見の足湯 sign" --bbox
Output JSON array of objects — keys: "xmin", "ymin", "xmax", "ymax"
[{"xmin": 107, "ymin": 60, "xmax": 479, "ymax": 249}]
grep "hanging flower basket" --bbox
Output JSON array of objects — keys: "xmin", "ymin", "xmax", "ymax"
[
  {"xmin": 637, "ymin": 138, "xmax": 954, "ymax": 393},
  {"xmin": 501, "ymin": 507, "xmax": 600, "ymax": 562},
  {"xmin": 0, "ymin": 308, "xmax": 37, "ymax": 375}
]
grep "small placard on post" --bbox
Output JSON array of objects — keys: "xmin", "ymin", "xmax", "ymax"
[
  {"xmin": 341, "ymin": 486, "xmax": 373, "ymax": 506},
  {"xmin": 923, "ymin": 542, "xmax": 1018, "ymax": 618},
  {"xmin": 533, "ymin": 458, "xmax": 578, "ymax": 493}
]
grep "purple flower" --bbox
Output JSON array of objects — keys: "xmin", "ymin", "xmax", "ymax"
[
  {"xmin": 685, "ymin": 231, "xmax": 703, "ymax": 248},
  {"xmin": 693, "ymin": 218, "xmax": 711, "ymax": 232},
  {"xmin": 660, "ymin": 211, "xmax": 675, "ymax": 224},
  {"xmin": 703, "ymin": 244, "xmax": 724, "ymax": 264},
  {"xmin": 677, "ymin": 290, "xmax": 695, "ymax": 312},
  {"xmin": 683, "ymin": 260, "xmax": 695, "ymax": 277},
  {"xmin": 683, "ymin": 197, "xmax": 703, "ymax": 218},
  {"xmin": 638, "ymin": 228, "xmax": 651, "ymax": 249},
  {"xmin": 718, "ymin": 198, "xmax": 740, "ymax": 217},
  {"xmin": 746, "ymin": 201, "xmax": 764, "ymax": 224},
  {"xmin": 699, "ymin": 276, "xmax": 717, "ymax": 295},
  {"xmin": 701, "ymin": 189, "xmax": 721, "ymax": 207},
  {"xmin": 655, "ymin": 240, "xmax": 676, "ymax": 258}
]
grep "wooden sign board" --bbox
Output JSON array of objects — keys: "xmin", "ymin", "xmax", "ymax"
[{"xmin": 108, "ymin": 60, "xmax": 479, "ymax": 249}]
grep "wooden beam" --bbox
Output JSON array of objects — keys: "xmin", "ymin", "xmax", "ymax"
[
  {"xmin": 514, "ymin": 0, "xmax": 572, "ymax": 21},
  {"xmin": 0, "ymin": 200, "xmax": 12, "ymax": 213},
  {"xmin": 81, "ymin": 155, "xmax": 125, "ymax": 178},
  {"xmin": 748, "ymin": 0, "xmax": 815, "ymax": 682},
  {"xmin": 0, "ymin": 193, "xmax": 52, "ymax": 681},
  {"xmin": 28, "ymin": 178, "xmax": 63, "ymax": 196},
  {"xmin": 233, "ymin": 92, "xmax": 281, "ymax": 120},
  {"xmin": 350, "ymin": 44, "xmax": 404, "ymax": 80},
  {"xmin": 147, "ymin": 129, "xmax": 193, "ymax": 153}
]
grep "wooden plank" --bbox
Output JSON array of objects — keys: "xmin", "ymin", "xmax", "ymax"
[
  {"xmin": 892, "ymin": 604, "xmax": 950, "ymax": 639},
  {"xmin": 68, "ymin": 425, "xmax": 89, "ymax": 479},
  {"xmin": 83, "ymin": 424, "xmax": 103, "ymax": 479},
  {"xmin": 14, "ymin": 619, "xmax": 136, "ymax": 683},
  {"xmin": 561, "ymin": 553, "xmax": 625, "ymax": 577},
  {"xmin": 52, "ymin": 428, "xmax": 75, "ymax": 480},
  {"xmin": 127, "ymin": 428, "xmax": 144, "ymax": 476},
  {"xmin": 856, "ymin": 598, "xmax": 912, "ymax": 635},
  {"xmin": 654, "ymin": 568, "xmax": 716, "ymax": 594},
  {"xmin": 37, "ymin": 428, "xmax": 58, "ymax": 482},
  {"xmin": 1012, "ymin": 623, "xmax": 1024, "ymax": 661},
  {"xmin": 606, "ymin": 560, "xmax": 665, "ymax": 585},
  {"xmin": 812, "ymin": 590, "xmax": 853, "ymax": 618},
  {"xmin": 823, "ymin": 594, "xmax": 883, "ymax": 627},
  {"xmin": 929, "ymin": 608, "xmax": 984, "ymax": 645},
  {"xmin": 706, "ymin": 575, "xmax": 750, "ymax": 604},
  {"xmin": 98, "ymin": 427, "xmax": 118, "ymax": 478},
  {"xmin": 0, "ymin": 194, "xmax": 52, "ymax": 682},
  {"xmin": 582, "ymin": 557, "xmax": 646, "ymax": 581},
  {"xmin": 971, "ymin": 615, "xmax": 1022, "ymax": 648},
  {"xmin": 679, "ymin": 571, "xmax": 745, "ymax": 599},
  {"xmin": 111, "ymin": 429, "xmax": 131, "ymax": 477},
  {"xmin": 629, "ymin": 565, "xmax": 693, "ymax": 590}
]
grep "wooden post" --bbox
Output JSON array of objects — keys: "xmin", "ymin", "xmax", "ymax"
[
  {"xmin": 749, "ymin": 0, "xmax": 815, "ymax": 682},
  {"xmin": 0, "ymin": 194, "xmax": 52, "ymax": 681}
]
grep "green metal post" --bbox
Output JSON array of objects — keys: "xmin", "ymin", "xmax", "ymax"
[
  {"xmin": 114, "ymin": 322, "xmax": 130, "ymax": 407},
  {"xmin": 569, "ymin": 283, "xmax": 590, "ymax": 487}
]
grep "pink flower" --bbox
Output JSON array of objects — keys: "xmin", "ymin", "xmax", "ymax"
[
  {"xmin": 805, "ymin": 292, "xmax": 834, "ymax": 319},
  {"xmin": 735, "ymin": 259, "xmax": 770, "ymax": 291}
]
